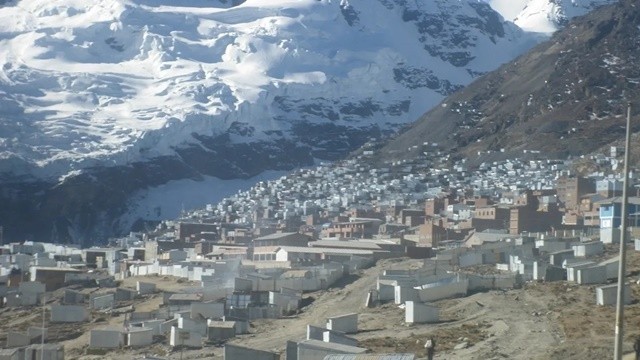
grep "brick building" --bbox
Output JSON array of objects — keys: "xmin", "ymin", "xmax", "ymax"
[
  {"xmin": 509, "ymin": 191, "xmax": 563, "ymax": 235},
  {"xmin": 556, "ymin": 177, "xmax": 595, "ymax": 210}
]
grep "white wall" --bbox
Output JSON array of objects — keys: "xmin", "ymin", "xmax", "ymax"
[
  {"xmin": 576, "ymin": 266, "xmax": 607, "ymax": 285},
  {"xmin": 596, "ymin": 283, "xmax": 632, "ymax": 306},
  {"xmin": 394, "ymin": 284, "xmax": 418, "ymax": 305},
  {"xmin": 326, "ymin": 313, "xmax": 358, "ymax": 334},
  {"xmin": 573, "ymin": 242, "xmax": 603, "ymax": 257},
  {"xmin": 415, "ymin": 278, "xmax": 469, "ymax": 302},
  {"xmin": 405, "ymin": 301, "xmax": 439, "ymax": 324},
  {"xmin": 128, "ymin": 328, "xmax": 153, "ymax": 347},
  {"xmin": 323, "ymin": 331, "xmax": 358, "ymax": 347},
  {"xmin": 306, "ymin": 325, "xmax": 325, "ymax": 341},
  {"xmin": 135, "ymin": 320, "xmax": 164, "ymax": 336},
  {"xmin": 170, "ymin": 326, "xmax": 202, "ymax": 348},
  {"xmin": 376, "ymin": 280, "xmax": 395, "ymax": 301}
]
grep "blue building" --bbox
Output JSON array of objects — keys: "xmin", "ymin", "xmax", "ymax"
[{"xmin": 598, "ymin": 197, "xmax": 640, "ymax": 243}]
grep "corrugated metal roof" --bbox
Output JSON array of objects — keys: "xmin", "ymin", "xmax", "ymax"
[
  {"xmin": 254, "ymin": 232, "xmax": 298, "ymax": 240},
  {"xmin": 207, "ymin": 321, "xmax": 236, "ymax": 328},
  {"xmin": 310, "ymin": 240, "xmax": 383, "ymax": 250},
  {"xmin": 278, "ymin": 246, "xmax": 375, "ymax": 255},
  {"xmin": 300, "ymin": 339, "xmax": 367, "ymax": 353},
  {"xmin": 323, "ymin": 354, "xmax": 415, "ymax": 360},
  {"xmin": 595, "ymin": 196, "xmax": 640, "ymax": 205},
  {"xmin": 0, "ymin": 349, "xmax": 19, "ymax": 355},
  {"xmin": 168, "ymin": 293, "xmax": 202, "ymax": 301}
]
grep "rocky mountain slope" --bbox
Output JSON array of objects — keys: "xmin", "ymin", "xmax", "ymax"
[
  {"xmin": 380, "ymin": 0, "xmax": 638, "ymax": 166},
  {"xmin": 490, "ymin": 0, "xmax": 615, "ymax": 33},
  {"xmin": 0, "ymin": 0, "xmax": 614, "ymax": 243}
]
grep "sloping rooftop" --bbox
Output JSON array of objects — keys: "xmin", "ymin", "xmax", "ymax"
[
  {"xmin": 254, "ymin": 232, "xmax": 299, "ymax": 240},
  {"xmin": 0, "ymin": 348, "xmax": 19, "ymax": 356},
  {"xmin": 168, "ymin": 293, "xmax": 202, "ymax": 301},
  {"xmin": 323, "ymin": 354, "xmax": 415, "ymax": 360},
  {"xmin": 252, "ymin": 246, "xmax": 281, "ymax": 254},
  {"xmin": 31, "ymin": 266, "xmax": 82, "ymax": 272},
  {"xmin": 207, "ymin": 321, "xmax": 236, "ymax": 328},
  {"xmin": 595, "ymin": 196, "xmax": 640, "ymax": 205},
  {"xmin": 310, "ymin": 240, "xmax": 383, "ymax": 251},
  {"xmin": 299, "ymin": 339, "xmax": 367, "ymax": 353},
  {"xmin": 277, "ymin": 246, "xmax": 376, "ymax": 256}
]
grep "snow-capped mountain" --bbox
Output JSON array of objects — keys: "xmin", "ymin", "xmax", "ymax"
[
  {"xmin": 379, "ymin": 0, "xmax": 638, "ymax": 165},
  {"xmin": 0, "ymin": 0, "xmax": 533, "ymax": 179},
  {"xmin": 489, "ymin": 0, "xmax": 615, "ymax": 33},
  {"xmin": 0, "ymin": 0, "xmax": 614, "ymax": 243}
]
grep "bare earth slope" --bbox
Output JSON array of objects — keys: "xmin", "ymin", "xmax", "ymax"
[
  {"xmin": 379, "ymin": 0, "xmax": 640, "ymax": 165},
  {"xmin": 7, "ymin": 252, "xmax": 640, "ymax": 359}
]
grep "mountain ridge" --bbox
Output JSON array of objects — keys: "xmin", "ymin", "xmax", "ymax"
[
  {"xmin": 0, "ymin": 0, "xmax": 616, "ymax": 243},
  {"xmin": 378, "ymin": 0, "xmax": 639, "ymax": 166}
]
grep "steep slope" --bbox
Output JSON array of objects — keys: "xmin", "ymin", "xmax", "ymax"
[
  {"xmin": 380, "ymin": 0, "xmax": 639, "ymax": 165},
  {"xmin": 0, "ymin": 0, "xmax": 615, "ymax": 243},
  {"xmin": 0, "ymin": 0, "xmax": 531, "ymax": 179},
  {"xmin": 0, "ymin": 0, "xmax": 538, "ymax": 243},
  {"xmin": 491, "ymin": 0, "xmax": 615, "ymax": 33}
]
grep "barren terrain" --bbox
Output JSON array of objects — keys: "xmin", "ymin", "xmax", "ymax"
[{"xmin": 3, "ymin": 248, "xmax": 640, "ymax": 359}]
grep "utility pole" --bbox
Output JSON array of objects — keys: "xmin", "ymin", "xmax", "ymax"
[
  {"xmin": 614, "ymin": 103, "xmax": 632, "ymax": 360},
  {"xmin": 41, "ymin": 293, "xmax": 46, "ymax": 360}
]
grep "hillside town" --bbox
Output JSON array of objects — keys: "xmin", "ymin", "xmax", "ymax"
[{"xmin": 2, "ymin": 143, "xmax": 640, "ymax": 359}]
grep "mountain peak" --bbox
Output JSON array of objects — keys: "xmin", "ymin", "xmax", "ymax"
[
  {"xmin": 379, "ymin": 0, "xmax": 639, "ymax": 165},
  {"xmin": 0, "ymin": 0, "xmax": 532, "ymax": 180},
  {"xmin": 0, "ymin": 0, "xmax": 622, "ymax": 243},
  {"xmin": 489, "ymin": 0, "xmax": 615, "ymax": 33}
]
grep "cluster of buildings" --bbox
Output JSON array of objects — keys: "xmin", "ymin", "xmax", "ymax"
[
  {"xmin": 168, "ymin": 144, "xmax": 640, "ymax": 253},
  {"xmin": 1, "ymin": 144, "xmax": 640, "ymax": 359},
  {"xmin": 0, "ymin": 228, "xmax": 429, "ymax": 359}
]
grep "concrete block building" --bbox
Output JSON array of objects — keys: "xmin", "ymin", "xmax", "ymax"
[
  {"xmin": 127, "ymin": 327, "xmax": 154, "ymax": 347},
  {"xmin": 90, "ymin": 293, "xmax": 115, "ymax": 310},
  {"xmin": 414, "ymin": 276, "xmax": 469, "ymax": 302},
  {"xmin": 572, "ymin": 241, "xmax": 603, "ymax": 257},
  {"xmin": 207, "ymin": 321, "xmax": 236, "ymax": 342},
  {"xmin": 191, "ymin": 302, "xmax": 225, "ymax": 321},
  {"xmin": 136, "ymin": 281, "xmax": 156, "ymax": 295},
  {"xmin": 24, "ymin": 344, "xmax": 64, "ymax": 360},
  {"xmin": 224, "ymin": 344, "xmax": 279, "ymax": 360},
  {"xmin": 89, "ymin": 328, "xmax": 125, "ymax": 349},
  {"xmin": 599, "ymin": 197, "xmax": 640, "ymax": 244},
  {"xmin": 170, "ymin": 326, "xmax": 202, "ymax": 348},
  {"xmin": 597, "ymin": 283, "xmax": 632, "ymax": 306},
  {"xmin": 63, "ymin": 289, "xmax": 85, "ymax": 304},
  {"xmin": 326, "ymin": 313, "xmax": 358, "ymax": 334},
  {"xmin": 0, "ymin": 348, "xmax": 22, "ymax": 360},
  {"xmin": 50, "ymin": 305, "xmax": 89, "ymax": 323},
  {"xmin": 405, "ymin": 301, "xmax": 439, "ymax": 324},
  {"xmin": 296, "ymin": 339, "xmax": 367, "ymax": 360}
]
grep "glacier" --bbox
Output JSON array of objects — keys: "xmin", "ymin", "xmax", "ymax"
[
  {"xmin": 0, "ymin": 0, "xmax": 615, "ymax": 243},
  {"xmin": 0, "ymin": 0, "xmax": 535, "ymax": 178},
  {"xmin": 489, "ymin": 0, "xmax": 616, "ymax": 33}
]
